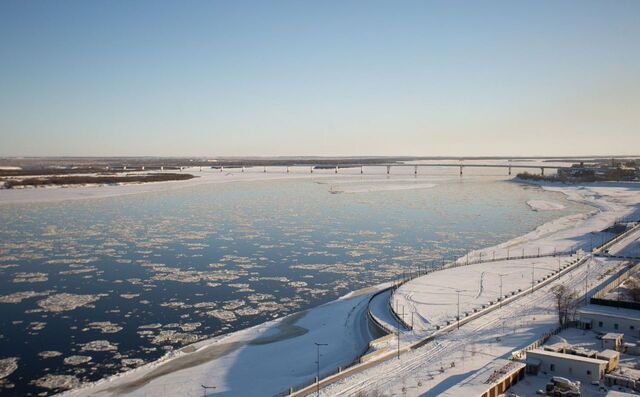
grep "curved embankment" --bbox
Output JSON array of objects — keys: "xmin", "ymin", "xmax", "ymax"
[{"xmin": 288, "ymin": 220, "xmax": 640, "ymax": 396}]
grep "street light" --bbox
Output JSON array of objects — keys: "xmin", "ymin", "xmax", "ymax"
[
  {"xmin": 201, "ymin": 385, "xmax": 216, "ymax": 397},
  {"xmin": 498, "ymin": 274, "xmax": 506, "ymax": 308},
  {"xmin": 455, "ymin": 290, "xmax": 463, "ymax": 329},
  {"xmin": 315, "ymin": 342, "xmax": 328, "ymax": 397}
]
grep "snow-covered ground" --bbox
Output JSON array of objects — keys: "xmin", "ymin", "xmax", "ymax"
[
  {"xmin": 321, "ymin": 183, "xmax": 640, "ymax": 396},
  {"xmin": 60, "ymin": 284, "xmax": 389, "ymax": 397},
  {"xmin": 393, "ymin": 256, "xmax": 573, "ymax": 333},
  {"xmin": 324, "ymin": 256, "xmax": 631, "ymax": 397},
  {"xmin": 527, "ymin": 199, "xmax": 566, "ymax": 211}
]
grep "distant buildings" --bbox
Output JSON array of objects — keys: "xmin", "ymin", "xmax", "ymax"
[{"xmin": 557, "ymin": 160, "xmax": 639, "ymax": 182}]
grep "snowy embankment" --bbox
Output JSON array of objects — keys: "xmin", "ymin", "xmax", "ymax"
[
  {"xmin": 458, "ymin": 182, "xmax": 640, "ymax": 265},
  {"xmin": 60, "ymin": 284, "xmax": 388, "ymax": 397},
  {"xmin": 324, "ymin": 183, "xmax": 640, "ymax": 396}
]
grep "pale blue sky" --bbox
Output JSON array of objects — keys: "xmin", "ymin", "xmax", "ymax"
[{"xmin": 0, "ymin": 1, "xmax": 638, "ymax": 157}]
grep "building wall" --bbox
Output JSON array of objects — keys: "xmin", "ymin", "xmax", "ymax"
[
  {"xmin": 580, "ymin": 313, "xmax": 640, "ymax": 337},
  {"xmin": 527, "ymin": 351, "xmax": 607, "ymax": 382}
]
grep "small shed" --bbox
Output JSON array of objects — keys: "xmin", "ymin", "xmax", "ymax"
[
  {"xmin": 602, "ymin": 333, "xmax": 624, "ymax": 351},
  {"xmin": 596, "ymin": 349, "xmax": 620, "ymax": 372}
]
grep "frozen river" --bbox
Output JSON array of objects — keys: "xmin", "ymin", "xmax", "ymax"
[{"xmin": 0, "ymin": 170, "xmax": 590, "ymax": 396}]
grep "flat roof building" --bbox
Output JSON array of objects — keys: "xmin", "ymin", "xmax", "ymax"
[
  {"xmin": 526, "ymin": 349, "xmax": 608, "ymax": 382},
  {"xmin": 578, "ymin": 304, "xmax": 640, "ymax": 337}
]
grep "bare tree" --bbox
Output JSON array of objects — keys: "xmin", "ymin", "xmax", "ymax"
[
  {"xmin": 553, "ymin": 285, "xmax": 578, "ymax": 326},
  {"xmin": 626, "ymin": 279, "xmax": 640, "ymax": 302}
]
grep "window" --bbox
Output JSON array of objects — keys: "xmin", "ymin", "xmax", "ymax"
[
  {"xmin": 599, "ymin": 321, "xmax": 603, "ymax": 327},
  {"xmin": 631, "ymin": 325, "xmax": 635, "ymax": 330},
  {"xmin": 550, "ymin": 364, "xmax": 555, "ymax": 371},
  {"xmin": 587, "ymin": 370, "xmax": 591, "ymax": 375},
  {"xmin": 614, "ymin": 323, "xmax": 619, "ymax": 330}
]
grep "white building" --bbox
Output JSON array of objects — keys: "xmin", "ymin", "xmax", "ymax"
[
  {"xmin": 526, "ymin": 349, "xmax": 608, "ymax": 382},
  {"xmin": 578, "ymin": 304, "xmax": 640, "ymax": 337}
]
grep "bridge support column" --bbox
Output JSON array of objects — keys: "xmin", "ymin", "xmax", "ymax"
[
  {"xmin": 242, "ymin": 166, "xmax": 245, "ymax": 173},
  {"xmin": 541, "ymin": 167, "xmax": 544, "ymax": 175},
  {"xmin": 459, "ymin": 165, "xmax": 463, "ymax": 176},
  {"xmin": 264, "ymin": 166, "xmax": 266, "ymax": 173},
  {"xmin": 335, "ymin": 166, "xmax": 338, "ymax": 174},
  {"xmin": 414, "ymin": 165, "xmax": 418, "ymax": 175},
  {"xmin": 360, "ymin": 165, "xmax": 363, "ymax": 174},
  {"xmin": 508, "ymin": 166, "xmax": 511, "ymax": 176},
  {"xmin": 220, "ymin": 165, "xmax": 223, "ymax": 172},
  {"xmin": 286, "ymin": 166, "xmax": 289, "ymax": 173},
  {"xmin": 386, "ymin": 165, "xmax": 391, "ymax": 174},
  {"xmin": 310, "ymin": 167, "xmax": 313, "ymax": 174}
]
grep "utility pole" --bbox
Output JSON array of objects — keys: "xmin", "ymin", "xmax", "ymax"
[
  {"xmin": 396, "ymin": 307, "xmax": 407, "ymax": 359},
  {"xmin": 498, "ymin": 274, "xmax": 506, "ymax": 308},
  {"xmin": 531, "ymin": 264, "xmax": 535, "ymax": 293},
  {"xmin": 585, "ymin": 260, "xmax": 590, "ymax": 303},
  {"xmin": 558, "ymin": 257, "xmax": 561, "ymax": 272},
  {"xmin": 456, "ymin": 290, "xmax": 462, "ymax": 329},
  {"xmin": 315, "ymin": 342, "xmax": 328, "ymax": 397}
]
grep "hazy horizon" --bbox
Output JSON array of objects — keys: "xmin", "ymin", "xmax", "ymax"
[{"xmin": 1, "ymin": 1, "xmax": 639, "ymax": 157}]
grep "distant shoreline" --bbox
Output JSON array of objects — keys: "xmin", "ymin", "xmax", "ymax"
[{"xmin": 1, "ymin": 173, "xmax": 194, "ymax": 189}]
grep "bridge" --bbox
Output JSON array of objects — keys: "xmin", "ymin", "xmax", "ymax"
[
  {"xmin": 110, "ymin": 161, "xmax": 566, "ymax": 176},
  {"xmin": 210, "ymin": 163, "xmax": 563, "ymax": 176}
]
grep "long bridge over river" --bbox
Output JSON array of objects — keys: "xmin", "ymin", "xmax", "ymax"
[{"xmin": 208, "ymin": 162, "xmax": 564, "ymax": 176}]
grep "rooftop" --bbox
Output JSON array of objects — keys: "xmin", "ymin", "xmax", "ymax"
[
  {"xmin": 527, "ymin": 349, "xmax": 609, "ymax": 365},
  {"xmin": 579, "ymin": 304, "xmax": 640, "ymax": 322},
  {"xmin": 440, "ymin": 359, "xmax": 525, "ymax": 397}
]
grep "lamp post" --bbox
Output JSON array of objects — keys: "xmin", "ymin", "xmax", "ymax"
[
  {"xmin": 315, "ymin": 342, "xmax": 328, "ymax": 397},
  {"xmin": 201, "ymin": 385, "xmax": 216, "ymax": 397},
  {"xmin": 455, "ymin": 290, "xmax": 462, "ymax": 329},
  {"xmin": 498, "ymin": 274, "xmax": 506, "ymax": 308},
  {"xmin": 531, "ymin": 264, "xmax": 535, "ymax": 292}
]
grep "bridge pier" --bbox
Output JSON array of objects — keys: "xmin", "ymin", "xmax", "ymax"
[
  {"xmin": 310, "ymin": 166, "xmax": 313, "ymax": 174},
  {"xmin": 264, "ymin": 166, "xmax": 266, "ymax": 173},
  {"xmin": 540, "ymin": 167, "xmax": 544, "ymax": 175},
  {"xmin": 241, "ymin": 166, "xmax": 245, "ymax": 173},
  {"xmin": 414, "ymin": 165, "xmax": 418, "ymax": 175},
  {"xmin": 508, "ymin": 166, "xmax": 511, "ymax": 176},
  {"xmin": 459, "ymin": 165, "xmax": 463, "ymax": 176},
  {"xmin": 220, "ymin": 165, "xmax": 223, "ymax": 172},
  {"xmin": 386, "ymin": 165, "xmax": 391, "ymax": 174},
  {"xmin": 360, "ymin": 165, "xmax": 363, "ymax": 174},
  {"xmin": 335, "ymin": 166, "xmax": 338, "ymax": 174},
  {"xmin": 286, "ymin": 166, "xmax": 289, "ymax": 173}
]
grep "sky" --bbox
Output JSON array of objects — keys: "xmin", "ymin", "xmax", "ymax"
[{"xmin": 0, "ymin": 1, "xmax": 639, "ymax": 157}]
